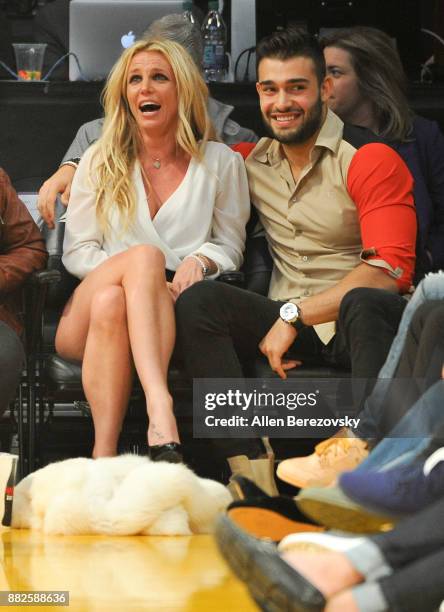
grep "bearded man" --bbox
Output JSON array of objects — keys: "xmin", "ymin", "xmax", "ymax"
[{"xmin": 175, "ymin": 28, "xmax": 417, "ymax": 486}]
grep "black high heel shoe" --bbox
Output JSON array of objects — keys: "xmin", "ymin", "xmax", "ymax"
[{"xmin": 149, "ymin": 442, "xmax": 183, "ymax": 464}]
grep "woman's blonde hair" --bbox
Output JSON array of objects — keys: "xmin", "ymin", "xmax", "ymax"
[{"xmin": 93, "ymin": 37, "xmax": 216, "ymax": 232}]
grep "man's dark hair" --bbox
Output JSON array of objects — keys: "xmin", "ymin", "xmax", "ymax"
[{"xmin": 256, "ymin": 28, "xmax": 326, "ymax": 84}]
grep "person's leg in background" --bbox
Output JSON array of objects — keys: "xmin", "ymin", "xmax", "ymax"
[
  {"xmin": 354, "ymin": 301, "xmax": 444, "ymax": 471},
  {"xmin": 0, "ymin": 321, "xmax": 25, "ymax": 420},
  {"xmin": 354, "ymin": 379, "xmax": 444, "ymax": 473},
  {"xmin": 377, "ymin": 300, "xmax": 444, "ymax": 434},
  {"xmin": 316, "ymin": 501, "xmax": 444, "ymax": 612},
  {"xmin": 283, "ymin": 498, "xmax": 444, "ymax": 612},
  {"xmin": 364, "ymin": 497, "xmax": 444, "ymax": 612},
  {"xmin": 357, "ymin": 272, "xmax": 444, "ymax": 439}
]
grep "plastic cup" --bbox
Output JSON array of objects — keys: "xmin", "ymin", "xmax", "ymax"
[{"xmin": 13, "ymin": 43, "xmax": 47, "ymax": 81}]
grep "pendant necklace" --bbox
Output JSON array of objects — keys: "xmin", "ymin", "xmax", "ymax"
[{"xmin": 149, "ymin": 145, "xmax": 178, "ymax": 169}]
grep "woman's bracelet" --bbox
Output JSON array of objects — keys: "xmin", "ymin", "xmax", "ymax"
[{"xmin": 186, "ymin": 253, "xmax": 217, "ymax": 277}]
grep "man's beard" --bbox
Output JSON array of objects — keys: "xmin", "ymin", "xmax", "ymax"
[{"xmin": 262, "ymin": 96, "xmax": 324, "ymax": 145}]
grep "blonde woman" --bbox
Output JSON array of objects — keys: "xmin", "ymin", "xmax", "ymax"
[{"xmin": 56, "ymin": 38, "xmax": 250, "ymax": 462}]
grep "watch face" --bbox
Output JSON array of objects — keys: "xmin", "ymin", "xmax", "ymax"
[{"xmin": 280, "ymin": 302, "xmax": 298, "ymax": 322}]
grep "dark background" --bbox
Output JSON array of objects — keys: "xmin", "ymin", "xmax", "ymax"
[
  {"xmin": 1, "ymin": 0, "xmax": 444, "ymax": 190},
  {"xmin": 1, "ymin": 0, "xmax": 444, "ymax": 79}
]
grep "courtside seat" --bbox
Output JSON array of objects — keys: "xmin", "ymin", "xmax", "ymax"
[{"xmin": 27, "ymin": 201, "xmax": 350, "ymax": 472}]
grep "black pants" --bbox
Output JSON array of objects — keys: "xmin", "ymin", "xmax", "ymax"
[
  {"xmin": 175, "ymin": 282, "xmax": 400, "ymax": 456},
  {"xmin": 338, "ymin": 288, "xmax": 408, "ymax": 380},
  {"xmin": 176, "ymin": 283, "xmax": 406, "ymax": 380},
  {"xmin": 372, "ymin": 498, "xmax": 444, "ymax": 612},
  {"xmin": 0, "ymin": 321, "xmax": 24, "ymax": 417},
  {"xmin": 176, "ymin": 282, "xmax": 348, "ymax": 377},
  {"xmin": 377, "ymin": 300, "xmax": 444, "ymax": 437}
]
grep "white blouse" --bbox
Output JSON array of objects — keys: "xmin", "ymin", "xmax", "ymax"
[{"xmin": 62, "ymin": 141, "xmax": 251, "ymax": 280}]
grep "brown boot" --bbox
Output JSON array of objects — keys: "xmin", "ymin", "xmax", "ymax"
[{"xmin": 276, "ymin": 428, "xmax": 369, "ymax": 489}]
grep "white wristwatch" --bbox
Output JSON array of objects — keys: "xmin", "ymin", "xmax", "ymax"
[{"xmin": 279, "ymin": 302, "xmax": 305, "ymax": 331}]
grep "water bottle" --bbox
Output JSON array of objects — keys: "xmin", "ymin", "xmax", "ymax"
[
  {"xmin": 201, "ymin": 0, "xmax": 227, "ymax": 82},
  {"xmin": 182, "ymin": 1, "xmax": 197, "ymax": 25}
]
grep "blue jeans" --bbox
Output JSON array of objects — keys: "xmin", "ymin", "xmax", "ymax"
[
  {"xmin": 356, "ymin": 379, "xmax": 444, "ymax": 472},
  {"xmin": 357, "ymin": 272, "xmax": 444, "ymax": 440}
]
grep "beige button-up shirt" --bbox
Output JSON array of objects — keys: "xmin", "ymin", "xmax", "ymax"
[{"xmin": 246, "ymin": 111, "xmax": 366, "ymax": 344}]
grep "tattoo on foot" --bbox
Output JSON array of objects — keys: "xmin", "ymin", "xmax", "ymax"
[{"xmin": 151, "ymin": 425, "xmax": 166, "ymax": 442}]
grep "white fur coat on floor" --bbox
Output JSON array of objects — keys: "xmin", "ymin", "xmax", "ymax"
[{"xmin": 12, "ymin": 454, "xmax": 231, "ymax": 536}]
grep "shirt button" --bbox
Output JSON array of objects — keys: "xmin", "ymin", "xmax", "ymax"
[
  {"xmin": 302, "ymin": 256, "xmax": 308, "ymax": 261},
  {"xmin": 291, "ymin": 197, "xmax": 297, "ymax": 203}
]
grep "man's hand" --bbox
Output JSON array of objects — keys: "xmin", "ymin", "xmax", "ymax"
[
  {"xmin": 259, "ymin": 319, "xmax": 302, "ymax": 379},
  {"xmin": 171, "ymin": 257, "xmax": 204, "ymax": 297},
  {"xmin": 37, "ymin": 164, "xmax": 76, "ymax": 229}
]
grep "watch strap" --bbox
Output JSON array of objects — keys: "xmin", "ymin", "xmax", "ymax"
[
  {"xmin": 60, "ymin": 157, "xmax": 81, "ymax": 169},
  {"xmin": 292, "ymin": 316, "xmax": 306, "ymax": 332}
]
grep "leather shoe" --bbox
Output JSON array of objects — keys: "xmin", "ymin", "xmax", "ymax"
[
  {"xmin": 215, "ymin": 514, "xmax": 326, "ymax": 612},
  {"xmin": 149, "ymin": 442, "xmax": 183, "ymax": 463}
]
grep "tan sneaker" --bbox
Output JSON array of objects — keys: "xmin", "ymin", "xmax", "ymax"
[{"xmin": 276, "ymin": 431, "xmax": 369, "ymax": 489}]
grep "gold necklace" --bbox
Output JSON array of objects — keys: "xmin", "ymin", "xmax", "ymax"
[{"xmin": 148, "ymin": 146, "xmax": 178, "ymax": 170}]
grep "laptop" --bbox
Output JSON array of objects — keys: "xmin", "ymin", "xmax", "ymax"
[{"xmin": 69, "ymin": 0, "xmax": 183, "ymax": 81}]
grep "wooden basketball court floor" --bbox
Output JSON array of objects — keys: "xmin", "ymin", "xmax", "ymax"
[{"xmin": 0, "ymin": 528, "xmax": 257, "ymax": 611}]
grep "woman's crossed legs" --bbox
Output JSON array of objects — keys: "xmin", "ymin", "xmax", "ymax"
[{"xmin": 55, "ymin": 245, "xmax": 178, "ymax": 457}]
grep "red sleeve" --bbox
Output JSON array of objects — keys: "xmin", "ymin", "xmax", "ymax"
[
  {"xmin": 230, "ymin": 142, "xmax": 256, "ymax": 160},
  {"xmin": 347, "ymin": 143, "xmax": 417, "ymax": 292}
]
